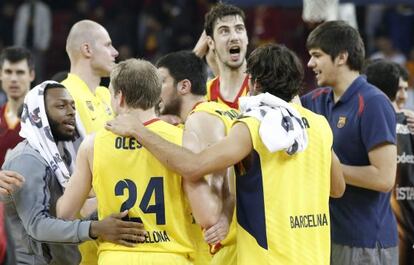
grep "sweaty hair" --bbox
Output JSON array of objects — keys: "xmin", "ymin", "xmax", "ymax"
[
  {"xmin": 204, "ymin": 2, "xmax": 246, "ymax": 38},
  {"xmin": 0, "ymin": 46, "xmax": 34, "ymax": 70},
  {"xmin": 364, "ymin": 60, "xmax": 399, "ymax": 101},
  {"xmin": 307, "ymin": 20, "xmax": 365, "ymax": 72},
  {"xmin": 110, "ymin": 59, "xmax": 161, "ymax": 110},
  {"xmin": 156, "ymin": 51, "xmax": 207, "ymax": 96},
  {"xmin": 246, "ymin": 44, "xmax": 303, "ymax": 101}
]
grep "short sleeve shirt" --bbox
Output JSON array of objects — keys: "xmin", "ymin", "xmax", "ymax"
[{"xmin": 301, "ymin": 76, "xmax": 397, "ymax": 248}]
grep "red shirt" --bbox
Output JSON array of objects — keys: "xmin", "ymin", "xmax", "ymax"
[{"xmin": 0, "ymin": 103, "xmax": 24, "ymax": 167}]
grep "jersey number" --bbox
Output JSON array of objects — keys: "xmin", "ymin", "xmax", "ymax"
[{"xmin": 114, "ymin": 177, "xmax": 165, "ymax": 225}]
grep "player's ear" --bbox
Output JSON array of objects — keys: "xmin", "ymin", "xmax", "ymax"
[
  {"xmin": 117, "ymin": 90, "xmax": 126, "ymax": 107},
  {"xmin": 80, "ymin": 43, "xmax": 92, "ymax": 58},
  {"xmin": 207, "ymin": 36, "xmax": 215, "ymax": 53},
  {"xmin": 335, "ymin": 51, "xmax": 348, "ymax": 67},
  {"xmin": 177, "ymin": 79, "xmax": 191, "ymax": 95}
]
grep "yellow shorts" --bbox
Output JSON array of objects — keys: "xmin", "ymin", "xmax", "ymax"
[
  {"xmin": 79, "ymin": 241, "xmax": 99, "ymax": 265},
  {"xmin": 211, "ymin": 244, "xmax": 237, "ymax": 265},
  {"xmin": 98, "ymin": 251, "xmax": 193, "ymax": 265}
]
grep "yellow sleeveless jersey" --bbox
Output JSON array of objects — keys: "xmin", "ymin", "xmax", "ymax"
[
  {"xmin": 61, "ymin": 73, "xmax": 113, "ymax": 135},
  {"xmin": 236, "ymin": 104, "xmax": 332, "ymax": 265},
  {"xmin": 191, "ymin": 101, "xmax": 238, "ymax": 265},
  {"xmin": 93, "ymin": 119, "xmax": 195, "ymax": 256},
  {"xmin": 206, "ymin": 76, "xmax": 249, "ymax": 110}
]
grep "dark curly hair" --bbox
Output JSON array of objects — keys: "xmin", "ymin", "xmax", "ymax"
[
  {"xmin": 246, "ymin": 44, "xmax": 303, "ymax": 101},
  {"xmin": 204, "ymin": 2, "xmax": 245, "ymax": 38}
]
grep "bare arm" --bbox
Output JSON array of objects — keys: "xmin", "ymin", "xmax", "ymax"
[
  {"xmin": 193, "ymin": 30, "xmax": 219, "ymax": 76},
  {"xmin": 182, "ymin": 113, "xmax": 227, "ymax": 228},
  {"xmin": 342, "ymin": 143, "xmax": 396, "ymax": 192},
  {"xmin": 193, "ymin": 31, "xmax": 209, "ymax": 58},
  {"xmin": 330, "ymin": 150, "xmax": 345, "ymax": 198},
  {"xmin": 56, "ymin": 135, "xmax": 95, "ymax": 220},
  {"xmin": 105, "ymin": 113, "xmax": 253, "ymax": 181}
]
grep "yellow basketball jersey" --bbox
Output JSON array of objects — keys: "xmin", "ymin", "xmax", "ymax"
[
  {"xmin": 62, "ymin": 73, "xmax": 113, "ymax": 135},
  {"xmin": 191, "ymin": 101, "xmax": 238, "ymax": 265},
  {"xmin": 205, "ymin": 76, "xmax": 249, "ymax": 110},
  {"xmin": 190, "ymin": 101, "xmax": 239, "ymax": 135},
  {"xmin": 93, "ymin": 119, "xmax": 195, "ymax": 256},
  {"xmin": 236, "ymin": 104, "xmax": 332, "ymax": 265}
]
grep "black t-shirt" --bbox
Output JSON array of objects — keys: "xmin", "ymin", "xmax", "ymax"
[{"xmin": 394, "ymin": 112, "xmax": 414, "ymax": 242}]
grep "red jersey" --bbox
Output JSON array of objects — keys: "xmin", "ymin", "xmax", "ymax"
[
  {"xmin": 0, "ymin": 103, "xmax": 24, "ymax": 166},
  {"xmin": 206, "ymin": 75, "xmax": 249, "ymax": 110}
]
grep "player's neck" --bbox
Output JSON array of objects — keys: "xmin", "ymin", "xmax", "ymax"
[
  {"xmin": 332, "ymin": 69, "xmax": 359, "ymax": 103},
  {"xmin": 181, "ymin": 95, "xmax": 206, "ymax": 121},
  {"xmin": 392, "ymin": 101, "xmax": 400, "ymax": 112},
  {"xmin": 70, "ymin": 63, "xmax": 101, "ymax": 94},
  {"xmin": 6, "ymin": 97, "xmax": 24, "ymax": 118},
  {"xmin": 121, "ymin": 107, "xmax": 157, "ymax": 123},
  {"xmin": 218, "ymin": 63, "xmax": 247, "ymax": 97}
]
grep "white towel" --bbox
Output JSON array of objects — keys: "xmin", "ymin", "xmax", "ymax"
[
  {"xmin": 19, "ymin": 80, "xmax": 80, "ymax": 187},
  {"xmin": 239, "ymin": 93, "xmax": 308, "ymax": 155}
]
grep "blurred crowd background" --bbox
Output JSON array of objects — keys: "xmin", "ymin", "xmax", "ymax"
[{"xmin": 1, "ymin": 0, "xmax": 414, "ymax": 95}]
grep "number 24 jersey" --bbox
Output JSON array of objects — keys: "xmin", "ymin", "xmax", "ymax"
[{"xmin": 92, "ymin": 119, "xmax": 195, "ymax": 256}]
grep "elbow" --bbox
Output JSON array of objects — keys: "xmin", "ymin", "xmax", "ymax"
[
  {"xmin": 330, "ymin": 185, "xmax": 345, "ymax": 198},
  {"xmin": 182, "ymin": 165, "xmax": 206, "ymax": 182},
  {"xmin": 56, "ymin": 199, "xmax": 74, "ymax": 220},
  {"xmin": 330, "ymin": 171, "xmax": 346, "ymax": 198},
  {"xmin": 378, "ymin": 171, "xmax": 396, "ymax": 193},
  {"xmin": 378, "ymin": 180, "xmax": 395, "ymax": 193}
]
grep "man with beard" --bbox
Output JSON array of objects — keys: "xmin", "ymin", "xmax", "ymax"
[
  {"xmin": 104, "ymin": 44, "xmax": 345, "ymax": 265},
  {"xmin": 57, "ymin": 59, "xmax": 196, "ymax": 265},
  {"xmin": 194, "ymin": 3, "xmax": 249, "ymax": 110},
  {"xmin": 1, "ymin": 81, "xmax": 145, "ymax": 265},
  {"xmin": 156, "ymin": 50, "xmax": 238, "ymax": 265}
]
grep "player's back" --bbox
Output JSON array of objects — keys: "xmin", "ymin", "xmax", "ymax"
[
  {"xmin": 236, "ymin": 104, "xmax": 332, "ymax": 265},
  {"xmin": 93, "ymin": 119, "xmax": 194, "ymax": 264}
]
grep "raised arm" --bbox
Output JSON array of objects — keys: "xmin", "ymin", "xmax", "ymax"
[
  {"xmin": 105, "ymin": 113, "xmax": 253, "ymax": 181},
  {"xmin": 193, "ymin": 30, "xmax": 219, "ymax": 76},
  {"xmin": 56, "ymin": 135, "xmax": 95, "ymax": 220}
]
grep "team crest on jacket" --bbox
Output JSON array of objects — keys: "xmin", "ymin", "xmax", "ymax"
[{"xmin": 337, "ymin": 116, "xmax": 346, "ymax": 128}]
